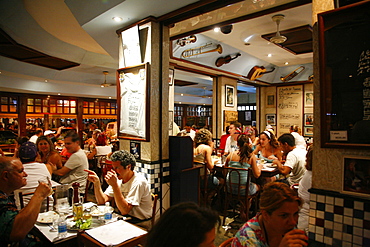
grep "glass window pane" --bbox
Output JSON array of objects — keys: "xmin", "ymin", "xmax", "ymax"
[
  {"xmin": 57, "ymin": 100, "xmax": 63, "ymax": 106},
  {"xmin": 106, "ymin": 109, "xmax": 110, "ymax": 114},
  {"xmin": 95, "ymin": 108, "xmax": 99, "ymax": 114},
  {"xmin": 49, "ymin": 99, "xmax": 56, "ymax": 106},
  {"xmin": 10, "ymin": 105, "xmax": 16, "ymax": 112},
  {"xmin": 1, "ymin": 97, "xmax": 7, "ymax": 104},
  {"xmin": 35, "ymin": 99, "xmax": 41, "ymax": 105},
  {"xmin": 27, "ymin": 106, "xmax": 33, "ymax": 112},
  {"xmin": 70, "ymin": 100, "xmax": 76, "ymax": 107},
  {"xmin": 101, "ymin": 109, "xmax": 105, "ymax": 114},
  {"xmin": 27, "ymin": 98, "xmax": 34, "ymax": 105},
  {"xmin": 1, "ymin": 105, "xmax": 7, "ymax": 112},
  {"xmin": 50, "ymin": 107, "xmax": 56, "ymax": 113},
  {"xmin": 64, "ymin": 108, "xmax": 70, "ymax": 114},
  {"xmin": 89, "ymin": 108, "xmax": 94, "ymax": 114},
  {"xmin": 57, "ymin": 107, "xmax": 63, "ymax": 113},
  {"xmin": 10, "ymin": 98, "xmax": 17, "ymax": 105},
  {"xmin": 83, "ymin": 101, "xmax": 88, "ymax": 107},
  {"xmin": 71, "ymin": 108, "xmax": 76, "ymax": 114},
  {"xmin": 43, "ymin": 107, "xmax": 48, "ymax": 113},
  {"xmin": 83, "ymin": 108, "xmax": 88, "ymax": 114},
  {"xmin": 89, "ymin": 102, "xmax": 94, "ymax": 108},
  {"xmin": 35, "ymin": 106, "xmax": 41, "ymax": 113}
]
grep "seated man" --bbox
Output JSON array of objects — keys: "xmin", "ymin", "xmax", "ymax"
[
  {"xmin": 53, "ymin": 131, "xmax": 88, "ymax": 195},
  {"xmin": 273, "ymin": 133, "xmax": 307, "ymax": 186},
  {"xmin": 86, "ymin": 150, "xmax": 152, "ymax": 223},
  {"xmin": 0, "ymin": 156, "xmax": 50, "ymax": 246},
  {"xmin": 14, "ymin": 141, "xmax": 53, "ymax": 212}
]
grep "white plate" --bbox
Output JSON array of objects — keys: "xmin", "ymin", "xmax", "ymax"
[
  {"xmin": 90, "ymin": 205, "xmax": 105, "ymax": 217},
  {"xmin": 37, "ymin": 211, "xmax": 58, "ymax": 224}
]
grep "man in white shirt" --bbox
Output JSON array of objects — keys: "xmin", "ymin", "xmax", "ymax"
[
  {"xmin": 179, "ymin": 123, "xmax": 196, "ymax": 140},
  {"xmin": 85, "ymin": 150, "xmax": 152, "ymax": 223},
  {"xmin": 29, "ymin": 129, "xmax": 43, "ymax": 143},
  {"xmin": 224, "ymin": 121, "xmax": 242, "ymax": 156},
  {"xmin": 53, "ymin": 131, "xmax": 88, "ymax": 195},
  {"xmin": 273, "ymin": 133, "xmax": 307, "ymax": 186}
]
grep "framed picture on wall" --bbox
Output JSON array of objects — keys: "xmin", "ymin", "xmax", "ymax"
[
  {"xmin": 266, "ymin": 114, "xmax": 276, "ymax": 126},
  {"xmin": 225, "ymin": 85, "xmax": 234, "ymax": 107},
  {"xmin": 304, "ymin": 114, "xmax": 313, "ymax": 126},
  {"xmin": 304, "ymin": 126, "xmax": 313, "ymax": 136},
  {"xmin": 169, "ymin": 69, "xmax": 174, "ymax": 86},
  {"xmin": 342, "ymin": 155, "xmax": 370, "ymax": 197},
  {"xmin": 304, "ymin": 91, "xmax": 314, "ymax": 107},
  {"xmin": 266, "ymin": 94, "xmax": 275, "ymax": 108},
  {"xmin": 117, "ymin": 63, "xmax": 150, "ymax": 141}
]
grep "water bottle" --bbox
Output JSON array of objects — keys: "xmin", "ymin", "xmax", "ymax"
[
  {"xmin": 104, "ymin": 202, "xmax": 113, "ymax": 223},
  {"xmin": 57, "ymin": 213, "xmax": 67, "ymax": 238}
]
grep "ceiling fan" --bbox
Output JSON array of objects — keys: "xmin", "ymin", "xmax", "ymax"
[
  {"xmin": 100, "ymin": 71, "xmax": 115, "ymax": 87},
  {"xmin": 270, "ymin": 14, "xmax": 287, "ymax": 44}
]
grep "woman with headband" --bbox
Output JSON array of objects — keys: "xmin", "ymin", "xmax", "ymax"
[{"xmin": 252, "ymin": 130, "xmax": 282, "ymax": 163}]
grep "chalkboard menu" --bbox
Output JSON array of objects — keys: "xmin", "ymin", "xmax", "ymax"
[
  {"xmin": 319, "ymin": 1, "xmax": 370, "ymax": 148},
  {"xmin": 277, "ymin": 85, "xmax": 303, "ymax": 137}
]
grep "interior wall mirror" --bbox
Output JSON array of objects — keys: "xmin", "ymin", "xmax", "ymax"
[{"xmin": 319, "ymin": 1, "xmax": 370, "ymax": 148}]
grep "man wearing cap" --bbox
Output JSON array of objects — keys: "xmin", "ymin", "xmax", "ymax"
[
  {"xmin": 53, "ymin": 131, "xmax": 88, "ymax": 195},
  {"xmin": 44, "ymin": 126, "xmax": 64, "ymax": 144},
  {"xmin": 224, "ymin": 121, "xmax": 242, "ymax": 156},
  {"xmin": 14, "ymin": 141, "xmax": 53, "ymax": 212},
  {"xmin": 0, "ymin": 156, "xmax": 50, "ymax": 246}
]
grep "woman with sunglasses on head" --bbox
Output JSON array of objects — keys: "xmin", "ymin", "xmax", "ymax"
[{"xmin": 232, "ymin": 182, "xmax": 308, "ymax": 247}]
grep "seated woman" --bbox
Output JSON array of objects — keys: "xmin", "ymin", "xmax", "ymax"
[
  {"xmin": 35, "ymin": 136, "xmax": 63, "ymax": 175},
  {"xmin": 252, "ymin": 130, "xmax": 282, "ymax": 163},
  {"xmin": 146, "ymin": 202, "xmax": 219, "ymax": 247},
  {"xmin": 232, "ymin": 182, "xmax": 308, "ymax": 247},
  {"xmin": 193, "ymin": 128, "xmax": 219, "ymax": 190},
  {"xmin": 224, "ymin": 134, "xmax": 261, "ymax": 196}
]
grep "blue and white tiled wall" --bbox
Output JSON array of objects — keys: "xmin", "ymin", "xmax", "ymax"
[
  {"xmin": 134, "ymin": 160, "xmax": 170, "ymax": 195},
  {"xmin": 309, "ymin": 189, "xmax": 370, "ymax": 246}
]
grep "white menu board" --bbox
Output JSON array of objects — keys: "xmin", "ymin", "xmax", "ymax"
[{"xmin": 277, "ymin": 85, "xmax": 303, "ymax": 137}]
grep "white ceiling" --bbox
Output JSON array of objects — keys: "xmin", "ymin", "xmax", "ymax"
[{"xmin": 0, "ymin": 0, "xmax": 313, "ymax": 101}]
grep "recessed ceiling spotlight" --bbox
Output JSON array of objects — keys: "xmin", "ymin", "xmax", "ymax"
[
  {"xmin": 268, "ymin": 54, "xmax": 272, "ymax": 57},
  {"xmin": 109, "ymin": 96, "xmax": 112, "ymax": 99},
  {"xmin": 214, "ymin": 27, "xmax": 220, "ymax": 32},
  {"xmin": 112, "ymin": 17, "xmax": 123, "ymax": 22},
  {"xmin": 181, "ymin": 94, "xmax": 183, "ymax": 96},
  {"xmin": 179, "ymin": 102, "xmax": 182, "ymax": 104},
  {"xmin": 44, "ymin": 79, "xmax": 48, "ymax": 82},
  {"xmin": 285, "ymin": 62, "xmax": 289, "ymax": 65},
  {"xmin": 58, "ymin": 93, "xmax": 61, "ymax": 95}
]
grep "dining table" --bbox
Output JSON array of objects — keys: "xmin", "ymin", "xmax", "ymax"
[{"xmin": 32, "ymin": 202, "xmax": 147, "ymax": 247}]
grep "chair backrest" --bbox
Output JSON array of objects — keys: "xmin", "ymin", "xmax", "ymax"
[
  {"xmin": 219, "ymin": 237, "xmax": 234, "ymax": 247},
  {"xmin": 18, "ymin": 191, "xmax": 53, "ymax": 212},
  {"xmin": 151, "ymin": 193, "xmax": 158, "ymax": 227},
  {"xmin": 224, "ymin": 166, "xmax": 252, "ymax": 199}
]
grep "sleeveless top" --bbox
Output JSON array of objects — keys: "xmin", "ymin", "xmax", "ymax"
[
  {"xmin": 258, "ymin": 150, "xmax": 276, "ymax": 163},
  {"xmin": 226, "ymin": 153, "xmax": 257, "ymax": 196}
]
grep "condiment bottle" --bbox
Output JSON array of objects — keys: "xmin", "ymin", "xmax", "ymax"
[{"xmin": 72, "ymin": 182, "xmax": 83, "ymax": 221}]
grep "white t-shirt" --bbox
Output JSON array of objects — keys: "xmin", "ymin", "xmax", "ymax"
[
  {"xmin": 29, "ymin": 135, "xmax": 38, "ymax": 143},
  {"xmin": 291, "ymin": 132, "xmax": 307, "ymax": 150},
  {"xmin": 283, "ymin": 147, "xmax": 307, "ymax": 185},
  {"xmin": 60, "ymin": 148, "xmax": 88, "ymax": 194},
  {"xmin": 224, "ymin": 135, "xmax": 238, "ymax": 153},
  {"xmin": 298, "ymin": 170, "xmax": 312, "ymax": 232},
  {"xmin": 104, "ymin": 171, "xmax": 152, "ymax": 220},
  {"xmin": 14, "ymin": 161, "xmax": 53, "ymax": 211}
]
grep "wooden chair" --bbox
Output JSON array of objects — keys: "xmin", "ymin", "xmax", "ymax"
[
  {"xmin": 78, "ymin": 231, "xmax": 147, "ymax": 247},
  {"xmin": 18, "ymin": 191, "xmax": 54, "ymax": 211},
  {"xmin": 219, "ymin": 237, "xmax": 234, "ymax": 247},
  {"xmin": 151, "ymin": 193, "xmax": 158, "ymax": 227},
  {"xmin": 222, "ymin": 167, "xmax": 259, "ymax": 225}
]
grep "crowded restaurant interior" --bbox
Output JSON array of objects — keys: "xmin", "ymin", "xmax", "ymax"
[{"xmin": 0, "ymin": 0, "xmax": 370, "ymax": 246}]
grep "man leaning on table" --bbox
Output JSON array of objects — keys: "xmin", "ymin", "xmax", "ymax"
[
  {"xmin": 0, "ymin": 156, "xmax": 50, "ymax": 246},
  {"xmin": 273, "ymin": 133, "xmax": 307, "ymax": 186},
  {"xmin": 85, "ymin": 150, "xmax": 152, "ymax": 223}
]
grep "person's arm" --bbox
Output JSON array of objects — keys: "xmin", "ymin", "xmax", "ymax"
[
  {"xmin": 49, "ymin": 152, "xmax": 63, "ymax": 169},
  {"xmin": 85, "ymin": 169, "xmax": 110, "ymax": 204},
  {"xmin": 204, "ymin": 145, "xmax": 214, "ymax": 171},
  {"xmin": 249, "ymin": 155, "xmax": 261, "ymax": 178},
  {"xmin": 273, "ymin": 157, "xmax": 292, "ymax": 176},
  {"xmin": 10, "ymin": 183, "xmax": 50, "ymax": 242},
  {"xmin": 105, "ymin": 170, "xmax": 133, "ymax": 215},
  {"xmin": 87, "ymin": 147, "xmax": 97, "ymax": 160},
  {"xmin": 53, "ymin": 165, "xmax": 71, "ymax": 176},
  {"xmin": 252, "ymin": 145, "xmax": 261, "ymax": 156}
]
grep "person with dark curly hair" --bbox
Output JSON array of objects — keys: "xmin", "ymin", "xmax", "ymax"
[
  {"xmin": 146, "ymin": 202, "xmax": 220, "ymax": 247},
  {"xmin": 85, "ymin": 150, "xmax": 152, "ymax": 223}
]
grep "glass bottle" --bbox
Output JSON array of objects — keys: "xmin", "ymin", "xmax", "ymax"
[{"xmin": 72, "ymin": 182, "xmax": 83, "ymax": 221}]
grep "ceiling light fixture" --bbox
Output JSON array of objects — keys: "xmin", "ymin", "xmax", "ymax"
[
  {"xmin": 268, "ymin": 54, "xmax": 272, "ymax": 57},
  {"xmin": 214, "ymin": 27, "xmax": 220, "ymax": 32},
  {"xmin": 285, "ymin": 62, "xmax": 289, "ymax": 65},
  {"xmin": 220, "ymin": 25, "xmax": 233, "ymax": 34},
  {"xmin": 101, "ymin": 71, "xmax": 111, "ymax": 87},
  {"xmin": 270, "ymin": 14, "xmax": 287, "ymax": 44},
  {"xmin": 112, "ymin": 17, "xmax": 123, "ymax": 22}
]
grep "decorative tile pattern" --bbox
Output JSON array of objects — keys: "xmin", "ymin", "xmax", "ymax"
[
  {"xmin": 135, "ymin": 160, "xmax": 170, "ymax": 195},
  {"xmin": 309, "ymin": 191, "xmax": 370, "ymax": 246}
]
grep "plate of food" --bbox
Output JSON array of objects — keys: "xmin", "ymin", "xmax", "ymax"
[
  {"xmin": 66, "ymin": 218, "xmax": 92, "ymax": 231},
  {"xmin": 90, "ymin": 205, "xmax": 105, "ymax": 217},
  {"xmin": 265, "ymin": 163, "xmax": 277, "ymax": 168},
  {"xmin": 37, "ymin": 211, "xmax": 59, "ymax": 224}
]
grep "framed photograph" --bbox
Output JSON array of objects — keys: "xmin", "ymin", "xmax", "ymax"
[
  {"xmin": 304, "ymin": 91, "xmax": 313, "ymax": 107},
  {"xmin": 304, "ymin": 126, "xmax": 313, "ymax": 136},
  {"xmin": 266, "ymin": 94, "xmax": 276, "ymax": 108},
  {"xmin": 266, "ymin": 114, "xmax": 276, "ymax": 126},
  {"xmin": 130, "ymin": 141, "xmax": 141, "ymax": 160},
  {"xmin": 169, "ymin": 68, "xmax": 174, "ymax": 86},
  {"xmin": 304, "ymin": 114, "xmax": 313, "ymax": 126},
  {"xmin": 342, "ymin": 155, "xmax": 370, "ymax": 197},
  {"xmin": 225, "ymin": 85, "xmax": 234, "ymax": 107},
  {"xmin": 117, "ymin": 63, "xmax": 150, "ymax": 141}
]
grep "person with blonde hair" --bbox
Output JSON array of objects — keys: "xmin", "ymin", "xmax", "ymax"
[{"xmin": 232, "ymin": 182, "xmax": 308, "ymax": 247}]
